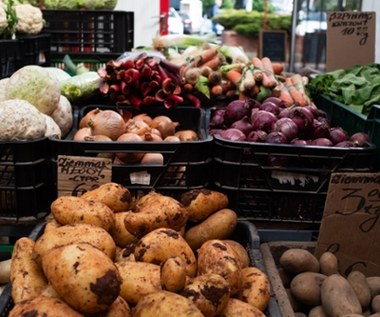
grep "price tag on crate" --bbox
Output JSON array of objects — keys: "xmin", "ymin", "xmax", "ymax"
[
  {"xmin": 56, "ymin": 155, "xmax": 112, "ymax": 197},
  {"xmin": 315, "ymin": 172, "xmax": 380, "ymax": 276}
]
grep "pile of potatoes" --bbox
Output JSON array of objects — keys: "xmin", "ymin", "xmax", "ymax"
[
  {"xmin": 277, "ymin": 248, "xmax": 380, "ymax": 317},
  {"xmin": 7, "ymin": 182, "xmax": 272, "ymax": 317}
]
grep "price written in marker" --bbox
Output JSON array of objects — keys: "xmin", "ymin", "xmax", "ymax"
[{"xmin": 57, "ymin": 155, "xmax": 112, "ymax": 197}]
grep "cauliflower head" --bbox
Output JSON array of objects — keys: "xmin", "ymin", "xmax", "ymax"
[
  {"xmin": 5, "ymin": 65, "xmax": 61, "ymax": 115},
  {"xmin": 15, "ymin": 3, "xmax": 44, "ymax": 34}
]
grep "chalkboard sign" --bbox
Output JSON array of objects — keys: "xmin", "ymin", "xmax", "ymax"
[{"xmin": 259, "ymin": 30, "xmax": 287, "ymax": 62}]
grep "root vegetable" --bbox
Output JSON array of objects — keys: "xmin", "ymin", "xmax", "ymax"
[
  {"xmin": 175, "ymin": 130, "xmax": 199, "ymax": 141},
  {"xmin": 73, "ymin": 127, "xmax": 92, "ymax": 141},
  {"xmin": 151, "ymin": 115, "xmax": 179, "ymax": 139},
  {"xmin": 88, "ymin": 110, "xmax": 125, "ymax": 140},
  {"xmin": 79, "ymin": 108, "xmax": 101, "ymax": 129},
  {"xmin": 140, "ymin": 153, "xmax": 164, "ymax": 165},
  {"xmin": 115, "ymin": 133, "xmax": 145, "ymax": 163}
]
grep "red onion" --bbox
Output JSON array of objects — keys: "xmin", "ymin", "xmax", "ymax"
[
  {"xmin": 219, "ymin": 128, "xmax": 246, "ymax": 141},
  {"xmin": 245, "ymin": 98, "xmax": 261, "ymax": 109},
  {"xmin": 289, "ymin": 106, "xmax": 314, "ymax": 136},
  {"xmin": 290, "ymin": 138, "xmax": 308, "ymax": 146},
  {"xmin": 312, "ymin": 119, "xmax": 330, "ymax": 139},
  {"xmin": 311, "ymin": 138, "xmax": 333, "ymax": 147},
  {"xmin": 247, "ymin": 130, "xmax": 267, "ymax": 142},
  {"xmin": 273, "ymin": 117, "xmax": 298, "ymax": 141},
  {"xmin": 329, "ymin": 127, "xmax": 349, "ymax": 145},
  {"xmin": 335, "ymin": 140, "xmax": 354, "ymax": 147},
  {"xmin": 209, "ymin": 108, "xmax": 226, "ymax": 128},
  {"xmin": 265, "ymin": 131, "xmax": 288, "ymax": 144},
  {"xmin": 278, "ymin": 108, "xmax": 291, "ymax": 118},
  {"xmin": 231, "ymin": 116, "xmax": 254, "ymax": 136},
  {"xmin": 263, "ymin": 96, "xmax": 285, "ymax": 108},
  {"xmin": 259, "ymin": 101, "xmax": 280, "ymax": 116},
  {"xmin": 251, "ymin": 110, "xmax": 277, "ymax": 132},
  {"xmin": 350, "ymin": 132, "xmax": 370, "ymax": 147},
  {"xmin": 224, "ymin": 99, "xmax": 251, "ymax": 126},
  {"xmin": 209, "ymin": 129, "xmax": 224, "ymax": 136}
]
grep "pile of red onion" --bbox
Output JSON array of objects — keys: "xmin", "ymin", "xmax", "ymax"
[{"xmin": 209, "ymin": 97, "xmax": 371, "ymax": 147}]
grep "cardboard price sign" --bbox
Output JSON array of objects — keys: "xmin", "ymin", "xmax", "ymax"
[
  {"xmin": 315, "ymin": 172, "xmax": 380, "ymax": 276},
  {"xmin": 326, "ymin": 11, "xmax": 376, "ymax": 71},
  {"xmin": 57, "ymin": 155, "xmax": 112, "ymax": 197}
]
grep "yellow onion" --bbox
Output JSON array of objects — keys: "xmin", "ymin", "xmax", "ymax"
[
  {"xmin": 125, "ymin": 119, "xmax": 151, "ymax": 136},
  {"xmin": 79, "ymin": 108, "xmax": 101, "ymax": 129},
  {"xmin": 73, "ymin": 127, "xmax": 92, "ymax": 141},
  {"xmin": 175, "ymin": 130, "xmax": 199, "ymax": 141},
  {"xmin": 88, "ymin": 110, "xmax": 125, "ymax": 141},
  {"xmin": 150, "ymin": 116, "xmax": 179, "ymax": 139},
  {"xmin": 115, "ymin": 133, "xmax": 145, "ymax": 163}
]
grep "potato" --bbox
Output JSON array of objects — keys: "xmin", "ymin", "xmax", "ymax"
[
  {"xmin": 367, "ymin": 277, "xmax": 380, "ymax": 298},
  {"xmin": 347, "ymin": 271, "xmax": 371, "ymax": 310},
  {"xmin": 116, "ymin": 260, "xmax": 161, "ymax": 305},
  {"xmin": 197, "ymin": 239, "xmax": 241, "ymax": 295},
  {"xmin": 80, "ymin": 182, "xmax": 132, "ymax": 212},
  {"xmin": 280, "ymin": 248, "xmax": 320, "ymax": 274},
  {"xmin": 10, "ymin": 237, "xmax": 47, "ymax": 304},
  {"xmin": 321, "ymin": 274, "xmax": 362, "ymax": 317},
  {"xmin": 181, "ymin": 273, "xmax": 230, "ymax": 317},
  {"xmin": 223, "ymin": 239, "xmax": 250, "ymax": 269},
  {"xmin": 309, "ymin": 306, "xmax": 328, "ymax": 317},
  {"xmin": 161, "ymin": 256, "xmax": 187, "ymax": 292},
  {"xmin": 110, "ymin": 211, "xmax": 138, "ymax": 247},
  {"xmin": 33, "ymin": 223, "xmax": 116, "ymax": 263},
  {"xmin": 132, "ymin": 290, "xmax": 204, "ymax": 317},
  {"xmin": 372, "ymin": 295, "xmax": 380, "ymax": 313},
  {"xmin": 101, "ymin": 296, "xmax": 131, "ymax": 317},
  {"xmin": 179, "ymin": 188, "xmax": 229, "ymax": 222},
  {"xmin": 42, "ymin": 243, "xmax": 121, "ymax": 314},
  {"xmin": 319, "ymin": 251, "xmax": 339, "ymax": 276},
  {"xmin": 50, "ymin": 196, "xmax": 115, "ymax": 232},
  {"xmin": 290, "ymin": 272, "xmax": 327, "ymax": 306},
  {"xmin": 9, "ymin": 295, "xmax": 84, "ymax": 317},
  {"xmin": 124, "ymin": 191, "xmax": 188, "ymax": 237},
  {"xmin": 184, "ymin": 208, "xmax": 237, "ymax": 251},
  {"xmin": 238, "ymin": 266, "xmax": 271, "ymax": 311},
  {"xmin": 134, "ymin": 227, "xmax": 197, "ymax": 277},
  {"xmin": 219, "ymin": 298, "xmax": 267, "ymax": 317}
]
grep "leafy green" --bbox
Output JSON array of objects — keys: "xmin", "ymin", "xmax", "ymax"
[{"xmin": 308, "ymin": 64, "xmax": 380, "ymax": 116}]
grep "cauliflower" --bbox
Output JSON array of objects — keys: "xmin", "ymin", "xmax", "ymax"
[
  {"xmin": 5, "ymin": 65, "xmax": 61, "ymax": 115},
  {"xmin": 0, "ymin": 78, "xmax": 9, "ymax": 102},
  {"xmin": 15, "ymin": 3, "xmax": 43, "ymax": 34},
  {"xmin": 50, "ymin": 95, "xmax": 73, "ymax": 138},
  {"xmin": 0, "ymin": 4, "xmax": 7, "ymax": 35}
]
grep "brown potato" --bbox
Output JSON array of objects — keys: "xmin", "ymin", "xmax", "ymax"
[
  {"xmin": 33, "ymin": 223, "xmax": 116, "ymax": 263},
  {"xmin": 179, "ymin": 188, "xmax": 229, "ymax": 222},
  {"xmin": 223, "ymin": 239, "xmax": 250, "ymax": 269},
  {"xmin": 184, "ymin": 208, "xmax": 237, "ymax": 251},
  {"xmin": 134, "ymin": 227, "xmax": 197, "ymax": 277},
  {"xmin": 308, "ymin": 306, "xmax": 328, "ymax": 317},
  {"xmin": 50, "ymin": 196, "xmax": 115, "ymax": 232},
  {"xmin": 116, "ymin": 260, "xmax": 161, "ymax": 306},
  {"xmin": 80, "ymin": 182, "xmax": 132, "ymax": 212},
  {"xmin": 110, "ymin": 211, "xmax": 138, "ymax": 247},
  {"xmin": 124, "ymin": 191, "xmax": 188, "ymax": 237},
  {"xmin": 321, "ymin": 274, "xmax": 362, "ymax": 317},
  {"xmin": 161, "ymin": 256, "xmax": 187, "ymax": 292},
  {"xmin": 238, "ymin": 266, "xmax": 271, "ymax": 311},
  {"xmin": 42, "ymin": 243, "xmax": 121, "ymax": 315},
  {"xmin": 219, "ymin": 298, "xmax": 267, "ymax": 317},
  {"xmin": 347, "ymin": 271, "xmax": 371, "ymax": 310},
  {"xmin": 181, "ymin": 273, "xmax": 230, "ymax": 317},
  {"xmin": 319, "ymin": 251, "xmax": 339, "ymax": 276},
  {"xmin": 367, "ymin": 277, "xmax": 380, "ymax": 298},
  {"xmin": 290, "ymin": 272, "xmax": 327, "ymax": 306},
  {"xmin": 10, "ymin": 237, "xmax": 47, "ymax": 304},
  {"xmin": 132, "ymin": 290, "xmax": 204, "ymax": 317},
  {"xmin": 197, "ymin": 239, "xmax": 241, "ymax": 295},
  {"xmin": 9, "ymin": 295, "xmax": 84, "ymax": 317},
  {"xmin": 280, "ymin": 248, "xmax": 320, "ymax": 274},
  {"xmin": 372, "ymin": 295, "xmax": 380, "ymax": 313}
]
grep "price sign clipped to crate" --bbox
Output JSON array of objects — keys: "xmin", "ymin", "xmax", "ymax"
[
  {"xmin": 56, "ymin": 155, "xmax": 112, "ymax": 197},
  {"xmin": 315, "ymin": 172, "xmax": 380, "ymax": 276}
]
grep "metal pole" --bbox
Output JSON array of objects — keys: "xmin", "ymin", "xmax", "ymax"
[{"xmin": 289, "ymin": 0, "xmax": 298, "ymax": 72}]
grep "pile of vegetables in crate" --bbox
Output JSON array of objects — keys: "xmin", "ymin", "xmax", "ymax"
[{"xmin": 4, "ymin": 182, "xmax": 272, "ymax": 317}]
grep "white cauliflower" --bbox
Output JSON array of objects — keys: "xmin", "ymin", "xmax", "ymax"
[
  {"xmin": 15, "ymin": 3, "xmax": 44, "ymax": 34},
  {"xmin": 0, "ymin": 4, "xmax": 7, "ymax": 35},
  {"xmin": 0, "ymin": 78, "xmax": 9, "ymax": 102}
]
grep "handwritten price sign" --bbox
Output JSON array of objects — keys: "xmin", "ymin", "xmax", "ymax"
[
  {"xmin": 57, "ymin": 155, "xmax": 112, "ymax": 197},
  {"xmin": 315, "ymin": 172, "xmax": 380, "ymax": 276},
  {"xmin": 326, "ymin": 11, "xmax": 376, "ymax": 71}
]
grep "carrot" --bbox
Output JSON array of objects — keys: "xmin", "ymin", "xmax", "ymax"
[
  {"xmin": 260, "ymin": 57, "xmax": 278, "ymax": 88},
  {"xmin": 252, "ymin": 57, "xmax": 276, "ymax": 88},
  {"xmin": 290, "ymin": 74, "xmax": 311, "ymax": 106},
  {"xmin": 239, "ymin": 67, "xmax": 255, "ymax": 92},
  {"xmin": 225, "ymin": 69, "xmax": 242, "ymax": 87},
  {"xmin": 272, "ymin": 62, "xmax": 284, "ymax": 75},
  {"xmin": 285, "ymin": 77, "xmax": 307, "ymax": 107},
  {"xmin": 211, "ymin": 84, "xmax": 223, "ymax": 96},
  {"xmin": 253, "ymin": 68, "xmax": 264, "ymax": 82},
  {"xmin": 200, "ymin": 54, "xmax": 223, "ymax": 71},
  {"xmin": 277, "ymin": 82, "xmax": 294, "ymax": 107},
  {"xmin": 192, "ymin": 47, "xmax": 218, "ymax": 68}
]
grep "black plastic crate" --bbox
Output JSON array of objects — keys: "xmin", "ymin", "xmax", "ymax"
[
  {"xmin": 16, "ymin": 34, "xmax": 51, "ymax": 67},
  {"xmin": 0, "ymin": 138, "xmax": 54, "ymax": 218},
  {"xmin": 50, "ymin": 105, "xmax": 213, "ymax": 194},
  {"xmin": 211, "ymin": 135, "xmax": 376, "ymax": 226},
  {"xmin": 0, "ymin": 40, "xmax": 22, "ymax": 79},
  {"xmin": 41, "ymin": 10, "xmax": 134, "ymax": 57}
]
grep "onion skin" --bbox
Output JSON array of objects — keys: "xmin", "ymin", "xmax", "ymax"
[
  {"xmin": 266, "ymin": 131, "xmax": 288, "ymax": 144},
  {"xmin": 247, "ymin": 130, "xmax": 267, "ymax": 142},
  {"xmin": 151, "ymin": 115, "xmax": 179, "ymax": 139},
  {"xmin": 251, "ymin": 110, "xmax": 277, "ymax": 133},
  {"xmin": 209, "ymin": 109, "xmax": 226, "ymax": 129},
  {"xmin": 273, "ymin": 117, "xmax": 298, "ymax": 142},
  {"xmin": 175, "ymin": 130, "xmax": 199, "ymax": 141},
  {"xmin": 125, "ymin": 119, "xmax": 151, "ymax": 136},
  {"xmin": 140, "ymin": 153, "xmax": 164, "ymax": 165},
  {"xmin": 259, "ymin": 101, "xmax": 280, "ymax": 116},
  {"xmin": 88, "ymin": 110, "xmax": 126, "ymax": 141},
  {"xmin": 115, "ymin": 133, "xmax": 145, "ymax": 163},
  {"xmin": 230, "ymin": 116, "xmax": 254, "ymax": 136},
  {"xmin": 79, "ymin": 108, "xmax": 101, "ymax": 129},
  {"xmin": 73, "ymin": 127, "xmax": 92, "ymax": 141},
  {"xmin": 310, "ymin": 138, "xmax": 333, "ymax": 147},
  {"xmin": 329, "ymin": 127, "xmax": 349, "ymax": 145},
  {"xmin": 224, "ymin": 99, "xmax": 251, "ymax": 126},
  {"xmin": 84, "ymin": 135, "xmax": 112, "ymax": 142},
  {"xmin": 350, "ymin": 132, "xmax": 370, "ymax": 147},
  {"xmin": 219, "ymin": 128, "xmax": 246, "ymax": 141}
]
